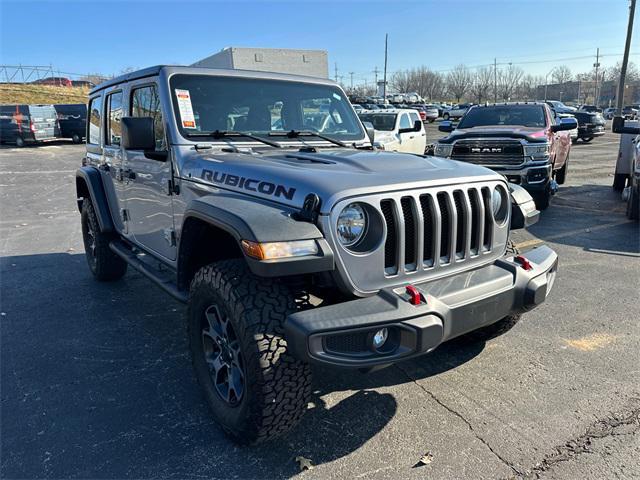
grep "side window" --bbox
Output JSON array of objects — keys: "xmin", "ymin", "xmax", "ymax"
[
  {"xmin": 399, "ymin": 113, "xmax": 411, "ymax": 130},
  {"xmin": 131, "ymin": 85, "xmax": 166, "ymax": 150},
  {"xmin": 409, "ymin": 112, "xmax": 421, "ymax": 126},
  {"xmin": 88, "ymin": 96, "xmax": 103, "ymax": 144},
  {"xmin": 106, "ymin": 92, "xmax": 123, "ymax": 146}
]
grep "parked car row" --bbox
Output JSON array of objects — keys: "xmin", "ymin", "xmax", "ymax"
[{"xmin": 0, "ymin": 103, "xmax": 87, "ymax": 146}]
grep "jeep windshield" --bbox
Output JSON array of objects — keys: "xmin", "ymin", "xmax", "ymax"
[
  {"xmin": 457, "ymin": 105, "xmax": 546, "ymax": 129},
  {"xmin": 169, "ymin": 74, "xmax": 365, "ymax": 144}
]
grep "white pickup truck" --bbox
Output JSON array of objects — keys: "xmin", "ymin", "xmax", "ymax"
[{"xmin": 357, "ymin": 108, "xmax": 427, "ymax": 154}]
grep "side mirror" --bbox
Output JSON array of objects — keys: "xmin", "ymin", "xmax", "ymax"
[
  {"xmin": 122, "ymin": 117, "xmax": 155, "ymax": 150},
  {"xmin": 438, "ymin": 121, "xmax": 454, "ymax": 133},
  {"xmin": 362, "ymin": 121, "xmax": 375, "ymax": 144},
  {"xmin": 550, "ymin": 117, "xmax": 577, "ymax": 132},
  {"xmin": 612, "ymin": 116, "xmax": 640, "ymax": 134},
  {"xmin": 413, "ymin": 119, "xmax": 422, "ymax": 132}
]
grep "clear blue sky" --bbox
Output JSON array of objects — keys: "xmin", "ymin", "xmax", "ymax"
[{"xmin": 0, "ymin": 0, "xmax": 637, "ymax": 84}]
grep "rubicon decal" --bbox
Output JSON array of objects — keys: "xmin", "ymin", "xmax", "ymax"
[{"xmin": 201, "ymin": 169, "xmax": 296, "ymax": 200}]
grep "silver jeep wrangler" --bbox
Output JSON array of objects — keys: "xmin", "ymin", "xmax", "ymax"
[{"xmin": 76, "ymin": 65, "xmax": 557, "ymax": 444}]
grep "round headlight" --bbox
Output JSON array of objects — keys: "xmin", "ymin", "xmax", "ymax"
[
  {"xmin": 337, "ymin": 203, "xmax": 367, "ymax": 247},
  {"xmin": 492, "ymin": 186, "xmax": 509, "ymax": 224}
]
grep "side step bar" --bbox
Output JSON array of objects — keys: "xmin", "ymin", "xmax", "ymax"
[{"xmin": 109, "ymin": 240, "xmax": 188, "ymax": 304}]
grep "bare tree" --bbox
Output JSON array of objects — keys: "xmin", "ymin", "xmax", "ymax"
[
  {"xmin": 551, "ymin": 65, "xmax": 573, "ymax": 84},
  {"xmin": 497, "ymin": 64, "xmax": 524, "ymax": 101},
  {"xmin": 469, "ymin": 67, "xmax": 493, "ymax": 103},
  {"xmin": 390, "ymin": 70, "xmax": 412, "ymax": 94},
  {"xmin": 446, "ymin": 64, "xmax": 472, "ymax": 102},
  {"xmin": 606, "ymin": 60, "xmax": 640, "ymax": 82}
]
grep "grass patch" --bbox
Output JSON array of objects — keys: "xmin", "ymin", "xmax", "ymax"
[{"xmin": 0, "ymin": 84, "xmax": 89, "ymax": 105}]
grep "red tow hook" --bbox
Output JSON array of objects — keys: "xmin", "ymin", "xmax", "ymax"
[
  {"xmin": 514, "ymin": 255, "xmax": 533, "ymax": 271},
  {"xmin": 405, "ymin": 285, "xmax": 426, "ymax": 306}
]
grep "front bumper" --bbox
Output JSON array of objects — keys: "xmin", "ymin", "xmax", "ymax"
[
  {"xmin": 499, "ymin": 163, "xmax": 551, "ymax": 193},
  {"xmin": 285, "ymin": 246, "xmax": 557, "ymax": 368}
]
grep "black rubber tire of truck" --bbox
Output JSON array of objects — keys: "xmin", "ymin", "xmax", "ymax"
[
  {"xmin": 81, "ymin": 199, "xmax": 127, "ymax": 281},
  {"xmin": 456, "ymin": 240, "xmax": 522, "ymax": 344},
  {"xmin": 627, "ymin": 183, "xmax": 639, "ymax": 221},
  {"xmin": 532, "ymin": 188, "xmax": 551, "ymax": 211},
  {"xmin": 555, "ymin": 158, "xmax": 568, "ymax": 185},
  {"xmin": 188, "ymin": 259, "xmax": 312, "ymax": 445}
]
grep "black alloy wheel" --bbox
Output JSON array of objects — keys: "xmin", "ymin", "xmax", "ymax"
[{"xmin": 201, "ymin": 304, "xmax": 245, "ymax": 406}]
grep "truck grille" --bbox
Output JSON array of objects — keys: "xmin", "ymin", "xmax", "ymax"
[
  {"xmin": 381, "ymin": 186, "xmax": 494, "ymax": 275},
  {"xmin": 451, "ymin": 140, "xmax": 524, "ymax": 166}
]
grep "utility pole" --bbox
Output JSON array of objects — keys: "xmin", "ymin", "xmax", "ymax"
[
  {"xmin": 616, "ymin": 0, "xmax": 635, "ymax": 115},
  {"xmin": 373, "ymin": 66, "xmax": 379, "ymax": 85},
  {"xmin": 334, "ymin": 62, "xmax": 338, "ymax": 83},
  {"xmin": 493, "ymin": 58, "xmax": 497, "ymax": 103},
  {"xmin": 383, "ymin": 34, "xmax": 388, "ymax": 104},
  {"xmin": 349, "ymin": 72, "xmax": 354, "ymax": 90},
  {"xmin": 593, "ymin": 48, "xmax": 600, "ymax": 105}
]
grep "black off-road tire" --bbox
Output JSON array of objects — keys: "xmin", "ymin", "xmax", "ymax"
[
  {"xmin": 72, "ymin": 133, "xmax": 82, "ymax": 144},
  {"xmin": 188, "ymin": 259, "xmax": 312, "ymax": 445},
  {"xmin": 532, "ymin": 187, "xmax": 551, "ymax": 210},
  {"xmin": 581, "ymin": 136, "xmax": 593, "ymax": 143},
  {"xmin": 613, "ymin": 173, "xmax": 627, "ymax": 192},
  {"xmin": 15, "ymin": 136, "xmax": 25, "ymax": 148},
  {"xmin": 555, "ymin": 158, "xmax": 568, "ymax": 185},
  {"xmin": 457, "ymin": 240, "xmax": 522, "ymax": 344},
  {"xmin": 627, "ymin": 183, "xmax": 639, "ymax": 221},
  {"xmin": 81, "ymin": 200, "xmax": 127, "ymax": 281}
]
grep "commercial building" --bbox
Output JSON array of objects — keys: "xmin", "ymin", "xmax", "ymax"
[{"xmin": 191, "ymin": 47, "xmax": 329, "ymax": 78}]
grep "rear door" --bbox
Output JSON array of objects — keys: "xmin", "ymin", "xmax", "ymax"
[
  {"xmin": 28, "ymin": 105, "xmax": 58, "ymax": 140},
  {"xmin": 397, "ymin": 113, "xmax": 414, "ymax": 152},
  {"xmin": 122, "ymin": 81, "xmax": 176, "ymax": 261}
]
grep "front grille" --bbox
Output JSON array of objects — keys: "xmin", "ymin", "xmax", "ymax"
[
  {"xmin": 381, "ymin": 186, "xmax": 494, "ymax": 275},
  {"xmin": 325, "ymin": 332, "xmax": 369, "ymax": 354},
  {"xmin": 452, "ymin": 140, "xmax": 524, "ymax": 166}
]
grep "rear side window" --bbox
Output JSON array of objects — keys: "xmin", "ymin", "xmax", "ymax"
[
  {"xmin": 131, "ymin": 85, "xmax": 165, "ymax": 150},
  {"xmin": 106, "ymin": 92, "xmax": 123, "ymax": 146},
  {"xmin": 409, "ymin": 112, "xmax": 421, "ymax": 125},
  {"xmin": 88, "ymin": 96, "xmax": 103, "ymax": 144},
  {"xmin": 399, "ymin": 113, "xmax": 411, "ymax": 130}
]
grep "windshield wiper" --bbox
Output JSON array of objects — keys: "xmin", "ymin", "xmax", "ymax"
[
  {"xmin": 269, "ymin": 130, "xmax": 348, "ymax": 148},
  {"xmin": 186, "ymin": 130, "xmax": 282, "ymax": 148}
]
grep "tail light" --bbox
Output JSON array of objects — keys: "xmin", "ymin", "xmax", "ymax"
[{"xmin": 30, "ymin": 121, "xmax": 35, "ymax": 133}]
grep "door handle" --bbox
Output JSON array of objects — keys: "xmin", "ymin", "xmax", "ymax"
[{"xmin": 409, "ymin": 136, "xmax": 415, "ymax": 139}]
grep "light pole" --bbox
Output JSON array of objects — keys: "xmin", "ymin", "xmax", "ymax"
[{"xmin": 544, "ymin": 68, "xmax": 555, "ymax": 101}]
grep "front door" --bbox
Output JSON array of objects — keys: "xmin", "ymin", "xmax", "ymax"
[{"xmin": 122, "ymin": 82, "xmax": 176, "ymax": 261}]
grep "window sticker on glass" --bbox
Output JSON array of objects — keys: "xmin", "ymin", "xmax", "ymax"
[
  {"xmin": 175, "ymin": 89, "xmax": 196, "ymax": 128},
  {"xmin": 332, "ymin": 93, "xmax": 341, "ymax": 101}
]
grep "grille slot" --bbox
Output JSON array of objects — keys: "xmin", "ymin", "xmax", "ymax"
[
  {"xmin": 468, "ymin": 189, "xmax": 481, "ymax": 254},
  {"xmin": 453, "ymin": 191, "xmax": 466, "ymax": 258},
  {"xmin": 400, "ymin": 197, "xmax": 416, "ymax": 269},
  {"xmin": 379, "ymin": 185, "xmax": 497, "ymax": 278},
  {"xmin": 419, "ymin": 195, "xmax": 435, "ymax": 266},
  {"xmin": 381, "ymin": 200, "xmax": 397, "ymax": 272},
  {"xmin": 437, "ymin": 193, "xmax": 451, "ymax": 262},
  {"xmin": 481, "ymin": 187, "xmax": 493, "ymax": 249},
  {"xmin": 325, "ymin": 332, "xmax": 369, "ymax": 354}
]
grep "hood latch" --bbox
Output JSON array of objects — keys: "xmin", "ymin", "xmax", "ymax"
[{"xmin": 292, "ymin": 193, "xmax": 322, "ymax": 223}]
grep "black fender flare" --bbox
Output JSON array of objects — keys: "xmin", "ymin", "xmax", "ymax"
[
  {"xmin": 75, "ymin": 167, "xmax": 115, "ymax": 233},
  {"xmin": 509, "ymin": 183, "xmax": 539, "ymax": 230},
  {"xmin": 180, "ymin": 193, "xmax": 334, "ymax": 277}
]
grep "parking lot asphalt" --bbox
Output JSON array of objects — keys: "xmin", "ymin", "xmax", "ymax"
[{"xmin": 1, "ymin": 129, "xmax": 639, "ymax": 480}]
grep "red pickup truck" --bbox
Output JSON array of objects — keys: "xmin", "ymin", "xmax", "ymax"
[{"xmin": 435, "ymin": 102, "xmax": 577, "ymax": 209}]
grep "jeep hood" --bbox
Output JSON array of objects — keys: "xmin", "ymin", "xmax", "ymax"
[
  {"xmin": 178, "ymin": 147, "xmax": 502, "ymax": 214},
  {"xmin": 439, "ymin": 125, "xmax": 548, "ymax": 143}
]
